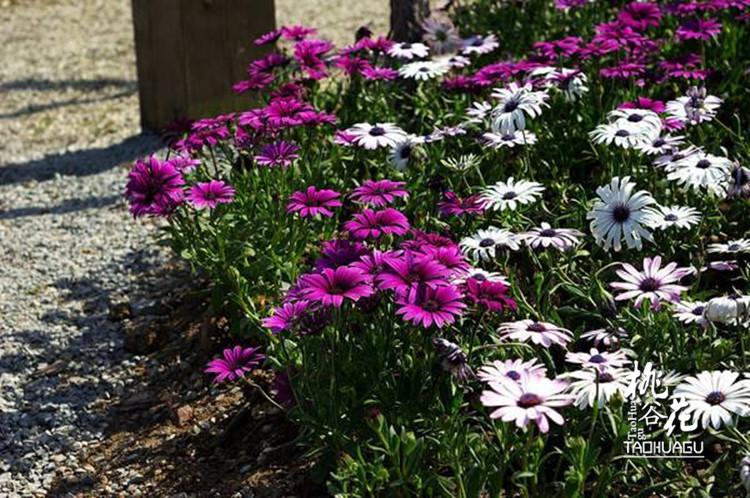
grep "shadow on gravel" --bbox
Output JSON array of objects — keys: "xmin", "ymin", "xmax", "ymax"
[
  {"xmin": 0, "ymin": 78, "xmax": 138, "ymax": 120},
  {"xmin": 46, "ymin": 270, "xmax": 322, "ymax": 497},
  {"xmin": 0, "ymin": 248, "xmax": 167, "ymax": 487},
  {"xmin": 0, "ymin": 194, "xmax": 121, "ymax": 220},
  {"xmin": 0, "ymin": 133, "xmax": 159, "ymax": 185}
]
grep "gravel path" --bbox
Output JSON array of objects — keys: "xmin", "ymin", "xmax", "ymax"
[{"xmin": 0, "ymin": 0, "xmax": 386, "ymax": 495}]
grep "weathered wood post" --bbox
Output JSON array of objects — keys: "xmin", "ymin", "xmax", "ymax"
[
  {"xmin": 390, "ymin": 0, "xmax": 430, "ymax": 42},
  {"xmin": 132, "ymin": 0, "xmax": 276, "ymax": 131}
]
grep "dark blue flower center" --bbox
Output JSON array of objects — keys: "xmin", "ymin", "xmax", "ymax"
[
  {"xmin": 692, "ymin": 305, "xmax": 705, "ymax": 315},
  {"xmin": 502, "ymin": 191, "xmax": 517, "ymax": 200},
  {"xmin": 369, "ymin": 126, "xmax": 386, "ymax": 136},
  {"xmin": 589, "ymin": 354, "xmax": 607, "ymax": 364},
  {"xmin": 705, "ymin": 391, "xmax": 726, "ymax": 405},
  {"xmin": 627, "ymin": 114, "xmax": 644, "ymax": 122},
  {"xmin": 539, "ymin": 228, "xmax": 557, "ymax": 237},
  {"xmin": 527, "ymin": 322, "xmax": 546, "ymax": 332},
  {"xmin": 506, "ymin": 370, "xmax": 521, "ymax": 380},
  {"xmin": 696, "ymin": 159, "xmax": 711, "ymax": 169},
  {"xmin": 612, "ymin": 204, "xmax": 631, "ymax": 222},
  {"xmin": 517, "ymin": 393, "xmax": 543, "ymax": 408},
  {"xmin": 664, "ymin": 213, "xmax": 678, "ymax": 221},
  {"xmin": 479, "ymin": 238, "xmax": 496, "ymax": 247},
  {"xmin": 615, "ymin": 129, "xmax": 630, "ymax": 137},
  {"xmin": 503, "ymin": 100, "xmax": 519, "ymax": 113},
  {"xmin": 639, "ymin": 277, "xmax": 660, "ymax": 292}
]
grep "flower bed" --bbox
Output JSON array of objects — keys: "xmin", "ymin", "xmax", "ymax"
[{"xmin": 126, "ymin": 4, "xmax": 750, "ymax": 496}]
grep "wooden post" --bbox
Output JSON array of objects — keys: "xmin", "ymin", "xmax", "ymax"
[
  {"xmin": 132, "ymin": 0, "xmax": 276, "ymax": 132},
  {"xmin": 390, "ymin": 0, "xmax": 430, "ymax": 42}
]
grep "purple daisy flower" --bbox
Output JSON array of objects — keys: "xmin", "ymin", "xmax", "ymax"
[
  {"xmin": 125, "ymin": 156, "xmax": 185, "ymax": 218},
  {"xmin": 463, "ymin": 278, "xmax": 517, "ymax": 312},
  {"xmin": 314, "ymin": 239, "xmax": 370, "ymax": 271},
  {"xmin": 396, "ymin": 285, "xmax": 466, "ymax": 329},
  {"xmin": 361, "ymin": 66, "xmax": 399, "ymax": 81},
  {"xmin": 350, "ymin": 180, "xmax": 409, "ymax": 207},
  {"xmin": 438, "ymin": 190, "xmax": 485, "ymax": 217},
  {"xmin": 186, "ymin": 180, "xmax": 236, "ymax": 210},
  {"xmin": 261, "ymin": 300, "xmax": 310, "ymax": 333},
  {"xmin": 300, "ymin": 266, "xmax": 374, "ymax": 307},
  {"xmin": 280, "ymin": 25, "xmax": 317, "ymax": 41},
  {"xmin": 419, "ymin": 245, "xmax": 469, "ymax": 274},
  {"xmin": 255, "ymin": 141, "xmax": 301, "ymax": 168},
  {"xmin": 204, "ymin": 345, "xmax": 265, "ymax": 383},
  {"xmin": 676, "ymin": 19, "xmax": 722, "ymax": 41},
  {"xmin": 286, "ymin": 186, "xmax": 342, "ymax": 218},
  {"xmin": 254, "ymin": 29, "xmax": 282, "ymax": 46},
  {"xmin": 343, "ymin": 208, "xmax": 411, "ymax": 240},
  {"xmin": 617, "ymin": 2, "xmax": 662, "ymax": 30},
  {"xmin": 377, "ymin": 250, "xmax": 450, "ymax": 295}
]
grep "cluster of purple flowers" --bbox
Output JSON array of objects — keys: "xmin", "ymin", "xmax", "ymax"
[
  {"xmin": 125, "ymin": 156, "xmax": 235, "ymax": 217},
  {"xmin": 264, "ymin": 181, "xmax": 517, "ymax": 333}
]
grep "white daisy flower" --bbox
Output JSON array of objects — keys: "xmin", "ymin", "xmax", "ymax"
[
  {"xmin": 548, "ymin": 68, "xmax": 589, "ymax": 102},
  {"xmin": 346, "ymin": 122, "xmax": 407, "ymax": 150},
  {"xmin": 565, "ymin": 348, "xmax": 631, "ymax": 370},
  {"xmin": 673, "ymin": 371, "xmax": 750, "ymax": 430},
  {"xmin": 520, "ymin": 223, "xmax": 584, "ymax": 251},
  {"xmin": 635, "ymin": 134, "xmax": 685, "ymax": 156},
  {"xmin": 652, "ymin": 145, "xmax": 703, "ymax": 168},
  {"xmin": 727, "ymin": 163, "xmax": 750, "ymax": 199},
  {"xmin": 666, "ymin": 86, "xmax": 723, "ymax": 125},
  {"xmin": 482, "ymin": 130, "xmax": 538, "ymax": 149},
  {"xmin": 441, "ymin": 154, "xmax": 480, "ymax": 172},
  {"xmin": 673, "ymin": 300, "xmax": 709, "ymax": 328},
  {"xmin": 479, "ymin": 371, "xmax": 575, "ymax": 433},
  {"xmin": 461, "ymin": 34, "xmax": 499, "ymax": 55},
  {"xmin": 478, "ymin": 358, "xmax": 547, "ymax": 383},
  {"xmin": 586, "ymin": 176, "xmax": 656, "ymax": 251},
  {"xmin": 707, "ymin": 239, "xmax": 750, "ymax": 254},
  {"xmin": 608, "ymin": 108, "xmax": 663, "ymax": 135},
  {"xmin": 490, "ymin": 82, "xmax": 549, "ymax": 134},
  {"xmin": 387, "ymin": 42, "xmax": 430, "ymax": 60},
  {"xmin": 460, "ymin": 227, "xmax": 521, "ymax": 261},
  {"xmin": 740, "ymin": 456, "xmax": 750, "ymax": 493},
  {"xmin": 436, "ymin": 54, "xmax": 471, "ymax": 68},
  {"xmin": 466, "ymin": 101, "xmax": 492, "ymax": 122},
  {"xmin": 422, "ymin": 18, "xmax": 462, "ymax": 54},
  {"xmin": 398, "ymin": 60, "xmax": 450, "ymax": 80},
  {"xmin": 580, "ymin": 327, "xmax": 628, "ymax": 348},
  {"xmin": 589, "ymin": 121, "xmax": 655, "ymax": 149},
  {"xmin": 452, "ymin": 267, "xmax": 510, "ymax": 286},
  {"xmin": 389, "ymin": 135, "xmax": 422, "ymax": 171},
  {"xmin": 479, "ymin": 177, "xmax": 545, "ymax": 211},
  {"xmin": 498, "ymin": 319, "xmax": 573, "ymax": 348},
  {"xmin": 643, "ymin": 205, "xmax": 702, "ymax": 230},
  {"xmin": 564, "ymin": 368, "xmax": 631, "ymax": 409},
  {"xmin": 666, "ymin": 152, "xmax": 732, "ymax": 196},
  {"xmin": 706, "ymin": 294, "xmax": 750, "ymax": 326}
]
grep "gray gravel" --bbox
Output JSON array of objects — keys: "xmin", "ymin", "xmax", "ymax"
[
  {"xmin": 0, "ymin": 0, "xmax": 164, "ymax": 495},
  {"xmin": 0, "ymin": 0, "xmax": 386, "ymax": 495}
]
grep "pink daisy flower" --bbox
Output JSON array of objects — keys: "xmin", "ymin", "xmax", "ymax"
[
  {"xmin": 300, "ymin": 266, "xmax": 374, "ymax": 307},
  {"xmin": 377, "ymin": 251, "xmax": 450, "ymax": 295},
  {"xmin": 186, "ymin": 180, "xmax": 236, "ymax": 210},
  {"xmin": 395, "ymin": 285, "xmax": 466, "ymax": 329},
  {"xmin": 350, "ymin": 180, "xmax": 409, "ymax": 207},
  {"xmin": 261, "ymin": 300, "xmax": 310, "ymax": 333},
  {"xmin": 286, "ymin": 186, "xmax": 342, "ymax": 218},
  {"xmin": 463, "ymin": 278, "xmax": 517, "ymax": 312},
  {"xmin": 343, "ymin": 208, "xmax": 410, "ymax": 240},
  {"xmin": 204, "ymin": 345, "xmax": 265, "ymax": 383},
  {"xmin": 125, "ymin": 156, "xmax": 185, "ymax": 217},
  {"xmin": 438, "ymin": 190, "xmax": 485, "ymax": 217},
  {"xmin": 254, "ymin": 141, "xmax": 301, "ymax": 168}
]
